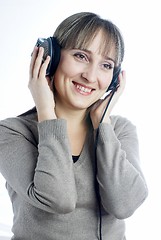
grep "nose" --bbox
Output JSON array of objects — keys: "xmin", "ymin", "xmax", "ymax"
[{"xmin": 81, "ymin": 64, "xmax": 97, "ymax": 83}]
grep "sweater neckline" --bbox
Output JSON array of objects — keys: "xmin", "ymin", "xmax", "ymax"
[{"xmin": 72, "ymin": 155, "xmax": 80, "ymax": 163}]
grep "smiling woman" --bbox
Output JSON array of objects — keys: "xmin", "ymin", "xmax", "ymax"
[{"xmin": 0, "ymin": 11, "xmax": 148, "ymax": 240}]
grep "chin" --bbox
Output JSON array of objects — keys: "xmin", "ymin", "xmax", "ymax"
[{"xmin": 71, "ymin": 101, "xmax": 90, "ymax": 111}]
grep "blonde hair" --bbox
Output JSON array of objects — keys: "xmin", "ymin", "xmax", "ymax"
[{"xmin": 53, "ymin": 12, "xmax": 124, "ymax": 67}]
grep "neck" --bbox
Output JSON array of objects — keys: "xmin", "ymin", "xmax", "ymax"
[
  {"xmin": 55, "ymin": 104, "xmax": 88, "ymax": 128},
  {"xmin": 55, "ymin": 104, "xmax": 89, "ymax": 156}
]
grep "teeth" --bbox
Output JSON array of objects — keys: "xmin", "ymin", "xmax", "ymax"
[{"xmin": 76, "ymin": 84, "xmax": 91, "ymax": 93}]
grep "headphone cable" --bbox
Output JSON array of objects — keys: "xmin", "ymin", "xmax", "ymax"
[{"xmin": 94, "ymin": 90, "xmax": 116, "ymax": 240}]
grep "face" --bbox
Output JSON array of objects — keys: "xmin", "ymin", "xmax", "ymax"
[{"xmin": 54, "ymin": 30, "xmax": 116, "ymax": 111}]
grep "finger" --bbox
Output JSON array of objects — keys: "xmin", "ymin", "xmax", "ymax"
[
  {"xmin": 29, "ymin": 46, "xmax": 39, "ymax": 79},
  {"xmin": 118, "ymin": 70, "xmax": 126, "ymax": 90},
  {"xmin": 39, "ymin": 55, "xmax": 51, "ymax": 78},
  {"xmin": 100, "ymin": 92, "xmax": 114, "ymax": 111},
  {"xmin": 93, "ymin": 97, "xmax": 110, "ymax": 118},
  {"xmin": 90, "ymin": 99, "xmax": 103, "ymax": 112},
  {"xmin": 32, "ymin": 47, "xmax": 44, "ymax": 79}
]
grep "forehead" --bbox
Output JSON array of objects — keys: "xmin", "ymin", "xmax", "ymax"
[
  {"xmin": 54, "ymin": 13, "xmax": 124, "ymax": 66},
  {"xmin": 58, "ymin": 26, "xmax": 119, "ymax": 66},
  {"xmin": 85, "ymin": 30, "xmax": 116, "ymax": 60}
]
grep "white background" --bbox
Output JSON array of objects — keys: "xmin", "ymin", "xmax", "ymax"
[{"xmin": 0, "ymin": 0, "xmax": 161, "ymax": 239}]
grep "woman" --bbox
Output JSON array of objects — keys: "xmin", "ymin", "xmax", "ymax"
[{"xmin": 0, "ymin": 12, "xmax": 148, "ymax": 240}]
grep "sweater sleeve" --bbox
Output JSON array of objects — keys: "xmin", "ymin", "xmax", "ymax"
[
  {"xmin": 0, "ymin": 118, "xmax": 77, "ymax": 213},
  {"xmin": 96, "ymin": 116, "xmax": 148, "ymax": 219}
]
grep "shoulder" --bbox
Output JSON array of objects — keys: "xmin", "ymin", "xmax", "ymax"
[
  {"xmin": 110, "ymin": 115, "xmax": 137, "ymax": 136},
  {"xmin": 110, "ymin": 115, "xmax": 136, "ymax": 127},
  {"xmin": 0, "ymin": 111, "xmax": 38, "ymax": 144}
]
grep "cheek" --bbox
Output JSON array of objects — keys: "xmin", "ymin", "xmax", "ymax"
[
  {"xmin": 53, "ymin": 60, "xmax": 72, "ymax": 90},
  {"xmin": 55, "ymin": 54, "xmax": 79, "ymax": 79},
  {"xmin": 99, "ymin": 75, "xmax": 113, "ymax": 90},
  {"xmin": 55, "ymin": 60, "xmax": 70, "ymax": 78}
]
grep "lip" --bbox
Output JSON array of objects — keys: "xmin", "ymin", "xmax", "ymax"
[{"xmin": 72, "ymin": 81, "xmax": 95, "ymax": 95}]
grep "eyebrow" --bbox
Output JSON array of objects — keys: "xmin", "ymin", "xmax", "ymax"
[{"xmin": 73, "ymin": 48, "xmax": 116, "ymax": 65}]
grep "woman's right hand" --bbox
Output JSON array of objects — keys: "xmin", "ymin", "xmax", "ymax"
[
  {"xmin": 90, "ymin": 70, "xmax": 126, "ymax": 129},
  {"xmin": 28, "ymin": 46, "xmax": 57, "ymax": 122}
]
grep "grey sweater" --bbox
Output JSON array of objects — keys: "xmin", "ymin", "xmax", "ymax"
[{"xmin": 0, "ymin": 113, "xmax": 148, "ymax": 240}]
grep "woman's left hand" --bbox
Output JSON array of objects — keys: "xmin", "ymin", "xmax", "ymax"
[{"xmin": 90, "ymin": 70, "xmax": 126, "ymax": 129}]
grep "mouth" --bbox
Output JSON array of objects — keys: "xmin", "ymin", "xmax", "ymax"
[{"xmin": 73, "ymin": 81, "xmax": 95, "ymax": 95}]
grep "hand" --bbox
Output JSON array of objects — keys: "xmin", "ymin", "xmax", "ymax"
[
  {"xmin": 90, "ymin": 70, "xmax": 126, "ymax": 129},
  {"xmin": 28, "ymin": 46, "xmax": 56, "ymax": 122}
]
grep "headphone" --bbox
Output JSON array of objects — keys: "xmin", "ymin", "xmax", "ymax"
[
  {"xmin": 35, "ymin": 37, "xmax": 61, "ymax": 77},
  {"xmin": 108, "ymin": 67, "xmax": 121, "ymax": 92}
]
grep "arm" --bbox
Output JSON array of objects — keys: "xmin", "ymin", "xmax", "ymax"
[
  {"xmin": 96, "ymin": 117, "xmax": 148, "ymax": 219},
  {"xmin": 90, "ymin": 71, "xmax": 148, "ymax": 218},
  {"xmin": 0, "ymin": 118, "xmax": 77, "ymax": 213}
]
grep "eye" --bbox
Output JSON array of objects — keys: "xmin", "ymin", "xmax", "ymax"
[
  {"xmin": 73, "ymin": 52, "xmax": 88, "ymax": 62},
  {"xmin": 102, "ymin": 63, "xmax": 114, "ymax": 70}
]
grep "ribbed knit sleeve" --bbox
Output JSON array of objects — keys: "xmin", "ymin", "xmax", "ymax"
[
  {"xmin": 96, "ymin": 116, "xmax": 148, "ymax": 219},
  {"xmin": 0, "ymin": 117, "xmax": 77, "ymax": 213}
]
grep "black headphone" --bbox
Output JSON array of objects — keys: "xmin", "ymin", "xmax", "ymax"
[
  {"xmin": 35, "ymin": 37, "xmax": 61, "ymax": 77},
  {"xmin": 108, "ymin": 67, "xmax": 121, "ymax": 92}
]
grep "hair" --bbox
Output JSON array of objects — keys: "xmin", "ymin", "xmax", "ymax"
[{"xmin": 53, "ymin": 12, "xmax": 125, "ymax": 67}]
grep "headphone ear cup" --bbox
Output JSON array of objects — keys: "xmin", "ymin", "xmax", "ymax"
[
  {"xmin": 47, "ymin": 37, "xmax": 61, "ymax": 77},
  {"xmin": 45, "ymin": 38, "xmax": 52, "ymax": 76},
  {"xmin": 35, "ymin": 37, "xmax": 52, "ymax": 63},
  {"xmin": 106, "ymin": 67, "xmax": 121, "ymax": 92},
  {"xmin": 35, "ymin": 37, "xmax": 61, "ymax": 77}
]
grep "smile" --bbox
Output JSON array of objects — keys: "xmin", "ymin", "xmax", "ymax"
[
  {"xmin": 73, "ymin": 82, "xmax": 94, "ymax": 95},
  {"xmin": 76, "ymin": 85, "xmax": 92, "ymax": 93}
]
